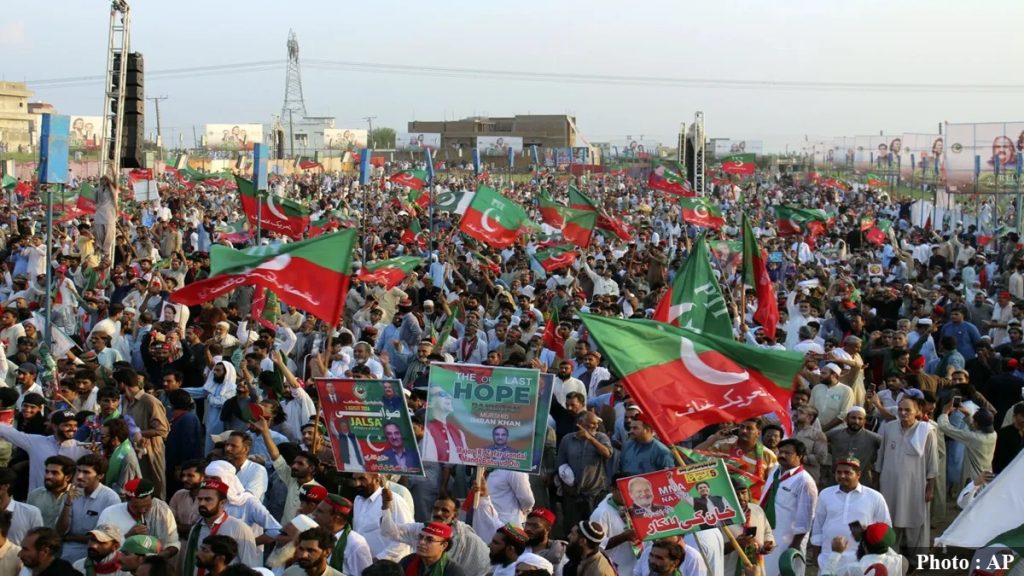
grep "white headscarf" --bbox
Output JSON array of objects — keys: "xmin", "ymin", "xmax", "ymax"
[
  {"xmin": 204, "ymin": 459, "xmax": 249, "ymax": 507},
  {"xmin": 203, "ymin": 359, "xmax": 237, "ymax": 406}
]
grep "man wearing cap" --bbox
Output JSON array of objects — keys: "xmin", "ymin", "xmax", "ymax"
[
  {"xmin": 381, "ymin": 489, "xmax": 490, "ymax": 576},
  {"xmin": 523, "ymin": 507, "xmax": 565, "ymax": 576},
  {"xmin": 760, "ymin": 439, "xmax": 817, "ymax": 576},
  {"xmin": 0, "ymin": 409, "xmax": 91, "ymax": 493},
  {"xmin": 826, "ymin": 407, "xmax": 882, "ymax": 488},
  {"xmin": 96, "ymin": 479, "xmax": 179, "ymax": 563},
  {"xmin": 809, "ymin": 458, "xmax": 891, "ymax": 570},
  {"xmin": 13, "ymin": 363, "xmax": 41, "ymax": 410},
  {"xmin": 987, "ymin": 291, "xmax": 1014, "ymax": 345},
  {"xmin": 59, "ymin": 453, "xmax": 126, "ymax": 561},
  {"xmin": 182, "ymin": 479, "xmax": 258, "ymax": 576},
  {"xmin": 488, "ymin": 524, "xmax": 528, "ymax": 576},
  {"xmin": 907, "ymin": 318, "xmax": 938, "ymax": 367},
  {"xmin": 564, "ymin": 521, "xmax": 614, "ymax": 576},
  {"xmin": 817, "ymin": 522, "xmax": 905, "ymax": 576},
  {"xmin": 70, "ymin": 524, "xmax": 123, "ymax": 576},
  {"xmin": 810, "ymin": 363, "xmax": 854, "ymax": 433},
  {"xmin": 397, "ymin": 521, "xmax": 466, "ymax": 576},
  {"xmin": 100, "ymin": 418, "xmax": 141, "ymax": 496},
  {"xmin": 310, "ymin": 493, "xmax": 372, "ymax": 576}
]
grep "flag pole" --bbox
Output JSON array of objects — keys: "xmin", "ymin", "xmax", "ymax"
[{"xmin": 311, "ymin": 325, "xmax": 336, "ymax": 454}]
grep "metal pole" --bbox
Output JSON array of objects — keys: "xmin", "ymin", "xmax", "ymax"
[
  {"xmin": 256, "ymin": 192, "xmax": 263, "ymax": 243},
  {"xmin": 43, "ymin": 184, "xmax": 55, "ymax": 351},
  {"xmin": 1016, "ymin": 165, "xmax": 1022, "ymax": 234},
  {"xmin": 288, "ymin": 110, "xmax": 294, "ymax": 158}
]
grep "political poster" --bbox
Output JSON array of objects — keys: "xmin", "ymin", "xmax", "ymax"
[
  {"xmin": 528, "ymin": 373, "xmax": 555, "ymax": 475},
  {"xmin": 316, "ymin": 378, "xmax": 423, "ymax": 476},
  {"xmin": 713, "ymin": 140, "xmax": 764, "ymax": 158},
  {"xmin": 422, "ymin": 363, "xmax": 540, "ymax": 472},
  {"xmin": 830, "ymin": 137, "xmax": 855, "ymax": 166},
  {"xmin": 899, "ymin": 133, "xmax": 943, "ymax": 181},
  {"xmin": 944, "ymin": 122, "xmax": 1024, "ymax": 193},
  {"xmin": 853, "ymin": 135, "xmax": 890, "ymax": 172},
  {"xmin": 204, "ymin": 124, "xmax": 262, "ymax": 151},
  {"xmin": 324, "ymin": 128, "xmax": 368, "ymax": 151},
  {"xmin": 395, "ymin": 132, "xmax": 442, "ymax": 151},
  {"xmin": 68, "ymin": 116, "xmax": 102, "ymax": 150},
  {"xmin": 617, "ymin": 459, "xmax": 743, "ymax": 541},
  {"xmin": 477, "ymin": 136, "xmax": 524, "ymax": 155}
]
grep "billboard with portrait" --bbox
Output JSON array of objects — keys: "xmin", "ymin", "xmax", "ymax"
[
  {"xmin": 204, "ymin": 124, "xmax": 262, "ymax": 151},
  {"xmin": 395, "ymin": 132, "xmax": 442, "ymax": 152},
  {"xmin": 477, "ymin": 136, "xmax": 524, "ymax": 155},
  {"xmin": 324, "ymin": 128, "xmax": 368, "ymax": 151},
  {"xmin": 853, "ymin": 135, "xmax": 894, "ymax": 172},
  {"xmin": 714, "ymin": 139, "xmax": 764, "ymax": 157},
  {"xmin": 944, "ymin": 122, "xmax": 1024, "ymax": 193},
  {"xmin": 899, "ymin": 133, "xmax": 943, "ymax": 180},
  {"xmin": 830, "ymin": 137, "xmax": 855, "ymax": 166},
  {"xmin": 68, "ymin": 116, "xmax": 103, "ymax": 150}
]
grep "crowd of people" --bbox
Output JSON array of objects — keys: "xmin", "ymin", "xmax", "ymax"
[{"xmin": 0, "ymin": 161, "xmax": 1019, "ymax": 576}]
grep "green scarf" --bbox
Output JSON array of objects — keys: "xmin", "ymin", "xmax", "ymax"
[
  {"xmin": 329, "ymin": 525, "xmax": 351, "ymax": 572},
  {"xmin": 403, "ymin": 552, "xmax": 449, "ymax": 576},
  {"xmin": 762, "ymin": 467, "xmax": 782, "ymax": 529},
  {"xmin": 183, "ymin": 514, "xmax": 226, "ymax": 576},
  {"xmin": 104, "ymin": 441, "xmax": 133, "ymax": 489}
]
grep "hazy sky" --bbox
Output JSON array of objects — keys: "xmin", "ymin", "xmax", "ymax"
[{"xmin": 3, "ymin": 0, "xmax": 1023, "ymax": 152}]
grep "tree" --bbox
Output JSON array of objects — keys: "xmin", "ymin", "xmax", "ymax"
[{"xmin": 369, "ymin": 127, "xmax": 396, "ymax": 149}]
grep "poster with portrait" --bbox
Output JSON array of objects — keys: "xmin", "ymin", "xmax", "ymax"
[
  {"xmin": 853, "ymin": 135, "xmax": 888, "ymax": 172},
  {"xmin": 528, "ymin": 373, "xmax": 555, "ymax": 475},
  {"xmin": 944, "ymin": 122, "xmax": 1024, "ymax": 193},
  {"xmin": 395, "ymin": 132, "xmax": 442, "ymax": 152},
  {"xmin": 618, "ymin": 460, "xmax": 743, "ymax": 541},
  {"xmin": 324, "ymin": 128, "xmax": 368, "ymax": 151},
  {"xmin": 477, "ymin": 136, "xmax": 524, "ymax": 155},
  {"xmin": 68, "ymin": 116, "xmax": 103, "ymax": 150},
  {"xmin": 898, "ymin": 133, "xmax": 943, "ymax": 181},
  {"xmin": 204, "ymin": 124, "xmax": 262, "ymax": 151},
  {"xmin": 316, "ymin": 378, "xmax": 423, "ymax": 476},
  {"xmin": 714, "ymin": 140, "xmax": 764, "ymax": 158},
  {"xmin": 830, "ymin": 137, "xmax": 855, "ymax": 166},
  {"xmin": 423, "ymin": 363, "xmax": 540, "ymax": 472}
]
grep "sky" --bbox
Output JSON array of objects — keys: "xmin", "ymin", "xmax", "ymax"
[{"xmin": 3, "ymin": 0, "xmax": 1024, "ymax": 152}]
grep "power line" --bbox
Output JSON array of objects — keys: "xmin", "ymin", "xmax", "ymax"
[{"xmin": 26, "ymin": 58, "xmax": 1024, "ymax": 93}]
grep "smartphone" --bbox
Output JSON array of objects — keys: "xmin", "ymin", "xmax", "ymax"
[
  {"xmin": 866, "ymin": 383, "xmax": 876, "ymax": 393},
  {"xmin": 744, "ymin": 526, "xmax": 758, "ymax": 537},
  {"xmin": 952, "ymin": 396, "xmax": 962, "ymax": 408},
  {"xmin": 849, "ymin": 521, "xmax": 864, "ymax": 540}
]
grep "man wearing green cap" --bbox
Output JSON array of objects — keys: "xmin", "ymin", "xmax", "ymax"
[
  {"xmin": 817, "ymin": 522, "xmax": 906, "ymax": 576},
  {"xmin": 723, "ymin": 474, "xmax": 774, "ymax": 576},
  {"xmin": 311, "ymin": 493, "xmax": 372, "ymax": 576},
  {"xmin": 120, "ymin": 534, "xmax": 161, "ymax": 575}
]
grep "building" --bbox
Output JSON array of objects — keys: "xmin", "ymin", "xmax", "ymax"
[
  {"xmin": 408, "ymin": 114, "xmax": 580, "ymax": 155},
  {"xmin": 0, "ymin": 82, "xmax": 35, "ymax": 153}
]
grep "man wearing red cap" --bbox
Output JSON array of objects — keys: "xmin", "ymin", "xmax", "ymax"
[
  {"xmin": 182, "ymin": 479, "xmax": 259, "ymax": 576},
  {"xmin": 311, "ymin": 493, "xmax": 372, "ymax": 576},
  {"xmin": 988, "ymin": 291, "xmax": 1014, "ymax": 344},
  {"xmin": 524, "ymin": 507, "xmax": 566, "ymax": 575},
  {"xmin": 96, "ymin": 478, "xmax": 179, "ymax": 563},
  {"xmin": 818, "ymin": 521, "xmax": 905, "ymax": 576},
  {"xmin": 398, "ymin": 522, "xmax": 466, "ymax": 576},
  {"xmin": 380, "ymin": 490, "xmax": 489, "ymax": 576}
]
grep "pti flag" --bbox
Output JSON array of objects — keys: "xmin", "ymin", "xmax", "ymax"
[
  {"xmin": 538, "ymin": 192, "xmax": 566, "ymax": 228},
  {"xmin": 533, "ymin": 244, "xmax": 578, "ymax": 272},
  {"xmin": 618, "ymin": 460, "xmax": 743, "ymax": 541},
  {"xmin": 773, "ymin": 205, "xmax": 829, "ymax": 237},
  {"xmin": 237, "ymin": 176, "xmax": 310, "ymax": 239},
  {"xmin": 357, "ymin": 256, "xmax": 424, "ymax": 289},
  {"xmin": 170, "ymin": 229, "xmax": 356, "ymax": 326},
  {"xmin": 390, "ymin": 169, "xmax": 429, "ymax": 191},
  {"xmin": 679, "ymin": 197, "xmax": 726, "ymax": 230},
  {"xmin": 316, "ymin": 379, "xmax": 423, "ymax": 476},
  {"xmin": 648, "ymin": 160, "xmax": 694, "ymax": 196},
  {"xmin": 720, "ymin": 154, "xmax": 756, "ymax": 175},
  {"xmin": 743, "ymin": 214, "xmax": 779, "ymax": 341},
  {"xmin": 579, "ymin": 312, "xmax": 804, "ymax": 444},
  {"xmin": 561, "ymin": 207, "xmax": 597, "ymax": 248},
  {"xmin": 422, "ymin": 363, "xmax": 540, "ymax": 472},
  {"xmin": 458, "ymin": 186, "xmax": 529, "ymax": 248},
  {"xmin": 652, "ymin": 237, "xmax": 731, "ymax": 338}
]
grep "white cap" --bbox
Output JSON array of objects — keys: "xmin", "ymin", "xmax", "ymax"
[
  {"xmin": 917, "ymin": 318, "xmax": 933, "ymax": 326},
  {"xmin": 824, "ymin": 363, "xmax": 842, "ymax": 376},
  {"xmin": 515, "ymin": 554, "xmax": 554, "ymax": 575}
]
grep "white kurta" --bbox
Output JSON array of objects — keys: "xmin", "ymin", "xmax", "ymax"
[
  {"xmin": 809, "ymin": 484, "xmax": 891, "ymax": 569},
  {"xmin": 761, "ymin": 466, "xmax": 818, "ymax": 576},
  {"xmin": 590, "ymin": 495, "xmax": 636, "ymax": 576}
]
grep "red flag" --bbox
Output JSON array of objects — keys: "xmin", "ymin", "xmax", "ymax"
[
  {"xmin": 13, "ymin": 182, "xmax": 32, "ymax": 198},
  {"xmin": 865, "ymin": 227, "xmax": 886, "ymax": 245},
  {"xmin": 743, "ymin": 216, "xmax": 779, "ymax": 340}
]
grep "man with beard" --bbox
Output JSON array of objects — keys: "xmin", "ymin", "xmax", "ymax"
[
  {"xmin": 220, "ymin": 432, "xmax": 267, "ymax": 502},
  {"xmin": 100, "ymin": 418, "xmax": 141, "ymax": 495},
  {"xmin": 57, "ymin": 455, "xmax": 121, "ymax": 563},
  {"xmin": 191, "ymin": 535, "xmax": 232, "ymax": 576},
  {"xmin": 380, "ymin": 489, "xmax": 489, "ymax": 576},
  {"xmin": 644, "ymin": 540, "xmax": 685, "ymax": 576},
  {"xmin": 70, "ymin": 524, "xmax": 123, "ymax": 576},
  {"xmin": 350, "ymin": 473, "xmax": 412, "ymax": 561},
  {"xmin": 167, "ymin": 461, "xmax": 203, "ymax": 542},
  {"xmin": 488, "ymin": 524, "xmax": 527, "ymax": 576},
  {"xmin": 825, "ymin": 407, "xmax": 882, "ymax": 487},
  {"xmin": 18, "ymin": 527, "xmax": 80, "ymax": 576},
  {"xmin": 0, "ymin": 409, "xmax": 91, "ymax": 493},
  {"xmin": 253, "ymin": 417, "xmax": 320, "ymax": 526},
  {"xmin": 564, "ymin": 521, "xmax": 614, "ymax": 576},
  {"xmin": 523, "ymin": 508, "xmax": 566, "ymax": 576},
  {"xmin": 26, "ymin": 456, "xmax": 74, "ymax": 528},
  {"xmin": 397, "ymin": 522, "xmax": 466, "ymax": 576},
  {"xmin": 285, "ymin": 527, "xmax": 342, "ymax": 576},
  {"xmin": 113, "ymin": 369, "xmax": 169, "ymax": 501},
  {"xmin": 96, "ymin": 479, "xmax": 179, "ymax": 562},
  {"xmin": 400, "ymin": 341, "xmax": 433, "ymax": 390},
  {"xmin": 181, "ymin": 479, "xmax": 259, "ymax": 576},
  {"xmin": 310, "ymin": 494, "xmax": 371, "ymax": 576}
]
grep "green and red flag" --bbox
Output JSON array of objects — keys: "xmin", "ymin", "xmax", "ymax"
[
  {"xmin": 400, "ymin": 218, "xmax": 427, "ymax": 249},
  {"xmin": 533, "ymin": 244, "xmax": 578, "ymax": 273},
  {"xmin": 170, "ymin": 229, "xmax": 357, "ymax": 325},
  {"xmin": 357, "ymin": 256, "xmax": 424, "ymax": 289},
  {"xmin": 458, "ymin": 186, "xmax": 529, "ymax": 249},
  {"xmin": 76, "ymin": 183, "xmax": 97, "ymax": 213},
  {"xmin": 865, "ymin": 173, "xmax": 886, "ymax": 188},
  {"xmin": 648, "ymin": 160, "xmax": 694, "ymax": 196},
  {"xmin": 541, "ymin": 307, "xmax": 565, "ymax": 356},
  {"xmin": 679, "ymin": 197, "xmax": 726, "ymax": 230},
  {"xmin": 249, "ymin": 287, "xmax": 281, "ymax": 330},
  {"xmin": 470, "ymin": 251, "xmax": 501, "ymax": 275},
  {"xmin": 566, "ymin": 185, "xmax": 629, "ymax": 241},
  {"xmin": 720, "ymin": 153, "xmax": 757, "ymax": 176},
  {"xmin": 561, "ymin": 207, "xmax": 597, "ymax": 248},
  {"xmin": 237, "ymin": 176, "xmax": 310, "ymax": 239},
  {"xmin": 653, "ymin": 237, "xmax": 731, "ymax": 337},
  {"xmin": 743, "ymin": 215, "xmax": 779, "ymax": 340},
  {"xmin": 390, "ymin": 169, "xmax": 429, "ymax": 191},
  {"xmin": 773, "ymin": 205, "xmax": 829, "ymax": 236},
  {"xmin": 568, "ymin": 185, "xmax": 598, "ymax": 211},
  {"xmin": 859, "ymin": 215, "xmax": 875, "ymax": 232},
  {"xmin": 538, "ymin": 191, "xmax": 566, "ymax": 228},
  {"xmin": 296, "ymin": 157, "xmax": 323, "ymax": 171},
  {"xmin": 215, "ymin": 221, "xmax": 251, "ymax": 244},
  {"xmin": 579, "ymin": 312, "xmax": 804, "ymax": 444},
  {"xmin": 1, "ymin": 175, "xmax": 16, "ymax": 190},
  {"xmin": 308, "ymin": 217, "xmax": 341, "ymax": 238}
]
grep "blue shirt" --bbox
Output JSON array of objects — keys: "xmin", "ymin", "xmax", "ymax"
[
  {"xmin": 619, "ymin": 438, "xmax": 676, "ymax": 477},
  {"xmin": 939, "ymin": 320, "xmax": 982, "ymax": 361}
]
